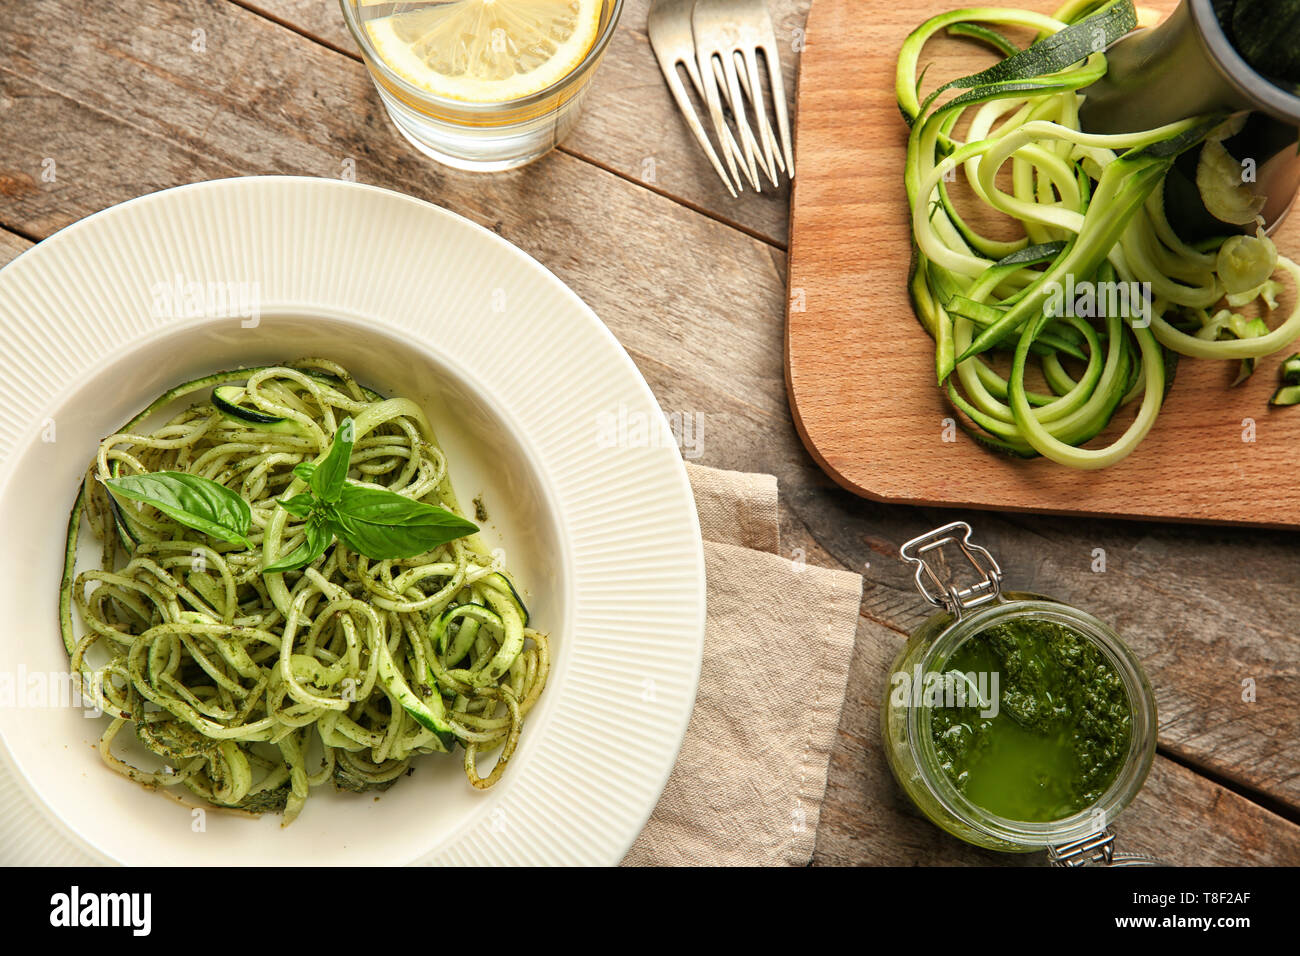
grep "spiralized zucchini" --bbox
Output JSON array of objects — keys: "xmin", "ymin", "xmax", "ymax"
[
  {"xmin": 901, "ymin": 0, "xmax": 1300, "ymax": 469},
  {"xmin": 60, "ymin": 359, "xmax": 548, "ymax": 823}
]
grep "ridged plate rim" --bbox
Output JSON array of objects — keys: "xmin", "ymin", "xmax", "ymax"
[{"xmin": 0, "ymin": 176, "xmax": 705, "ymax": 866}]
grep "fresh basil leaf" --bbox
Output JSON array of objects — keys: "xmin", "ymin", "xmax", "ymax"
[
  {"xmin": 310, "ymin": 418, "xmax": 354, "ymax": 503},
  {"xmin": 332, "ymin": 485, "xmax": 478, "ymax": 560},
  {"xmin": 262, "ymin": 516, "xmax": 334, "ymax": 573},
  {"xmin": 276, "ymin": 493, "xmax": 317, "ymax": 519},
  {"xmin": 292, "ymin": 462, "xmax": 316, "ymax": 483},
  {"xmin": 336, "ymin": 486, "xmax": 478, "ymax": 531},
  {"xmin": 103, "ymin": 471, "xmax": 252, "ymax": 548}
]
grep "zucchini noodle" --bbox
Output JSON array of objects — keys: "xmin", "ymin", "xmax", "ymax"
[
  {"xmin": 59, "ymin": 359, "xmax": 548, "ymax": 823},
  {"xmin": 901, "ymin": 0, "xmax": 1300, "ymax": 469}
]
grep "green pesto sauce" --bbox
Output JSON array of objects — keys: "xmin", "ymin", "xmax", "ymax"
[{"xmin": 929, "ymin": 618, "xmax": 1131, "ymax": 822}]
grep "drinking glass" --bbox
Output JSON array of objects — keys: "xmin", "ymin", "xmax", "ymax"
[{"xmin": 341, "ymin": 0, "xmax": 625, "ymax": 171}]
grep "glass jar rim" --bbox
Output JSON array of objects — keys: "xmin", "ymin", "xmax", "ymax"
[
  {"xmin": 904, "ymin": 595, "xmax": 1157, "ymax": 848},
  {"xmin": 339, "ymin": 0, "xmax": 626, "ymax": 114}
]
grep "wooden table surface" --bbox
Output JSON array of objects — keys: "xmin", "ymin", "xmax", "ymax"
[{"xmin": 1, "ymin": 0, "xmax": 1296, "ymax": 866}]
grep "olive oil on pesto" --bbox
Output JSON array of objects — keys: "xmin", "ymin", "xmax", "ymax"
[{"xmin": 929, "ymin": 619, "xmax": 1131, "ymax": 823}]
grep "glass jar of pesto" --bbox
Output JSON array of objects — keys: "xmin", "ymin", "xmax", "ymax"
[{"xmin": 881, "ymin": 522, "xmax": 1159, "ymax": 864}]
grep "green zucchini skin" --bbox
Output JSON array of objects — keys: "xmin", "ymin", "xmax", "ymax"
[
  {"xmin": 1271, "ymin": 353, "xmax": 1300, "ymax": 406},
  {"xmin": 1281, "ymin": 353, "xmax": 1300, "ymax": 384},
  {"xmin": 376, "ymin": 624, "xmax": 455, "ymax": 751},
  {"xmin": 60, "ymin": 368, "xmax": 265, "ymax": 660},
  {"xmin": 476, "ymin": 588, "xmax": 526, "ymax": 685},
  {"xmin": 479, "ymin": 571, "xmax": 530, "ymax": 626},
  {"xmin": 1270, "ymin": 383, "xmax": 1300, "ymax": 407},
  {"xmin": 59, "ymin": 479, "xmax": 87, "ymax": 658},
  {"xmin": 105, "ymin": 460, "xmax": 142, "ymax": 547},
  {"xmin": 211, "ymin": 385, "xmax": 297, "ymax": 432},
  {"xmin": 435, "ymin": 603, "xmax": 504, "ymax": 666}
]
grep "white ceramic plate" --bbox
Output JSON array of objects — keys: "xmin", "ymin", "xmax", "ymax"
[{"xmin": 0, "ymin": 176, "xmax": 704, "ymax": 865}]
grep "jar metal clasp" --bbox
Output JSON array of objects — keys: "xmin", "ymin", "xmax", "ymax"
[{"xmin": 899, "ymin": 521, "xmax": 1003, "ymax": 621}]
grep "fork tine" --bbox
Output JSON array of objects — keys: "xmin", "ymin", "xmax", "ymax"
[
  {"xmin": 745, "ymin": 52, "xmax": 786, "ymax": 176},
  {"xmin": 661, "ymin": 55, "xmax": 739, "ymax": 197},
  {"xmin": 727, "ymin": 52, "xmax": 782, "ymax": 178},
  {"xmin": 738, "ymin": 47, "xmax": 781, "ymax": 187},
  {"xmin": 647, "ymin": 0, "xmax": 792, "ymax": 197},
  {"xmin": 684, "ymin": 52, "xmax": 748, "ymax": 193},
  {"xmin": 647, "ymin": 0, "xmax": 740, "ymax": 197},
  {"xmin": 709, "ymin": 55, "xmax": 764, "ymax": 190},
  {"xmin": 679, "ymin": 45, "xmax": 708, "ymax": 103},
  {"xmin": 702, "ymin": 51, "xmax": 757, "ymax": 192},
  {"xmin": 715, "ymin": 44, "xmax": 766, "ymax": 191},
  {"xmin": 708, "ymin": 56, "xmax": 760, "ymax": 191},
  {"xmin": 759, "ymin": 39, "xmax": 795, "ymax": 178}
]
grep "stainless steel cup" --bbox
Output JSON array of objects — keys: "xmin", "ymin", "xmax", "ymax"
[{"xmin": 1080, "ymin": 0, "xmax": 1300, "ymax": 232}]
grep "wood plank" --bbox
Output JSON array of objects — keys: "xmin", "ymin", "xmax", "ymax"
[
  {"xmin": 0, "ymin": 73, "xmax": 238, "ymax": 237},
  {"xmin": 233, "ymin": 0, "xmax": 366, "ymax": 50},
  {"xmin": 0, "ymin": 0, "xmax": 789, "ymax": 424},
  {"xmin": 236, "ymin": 0, "xmax": 804, "ymax": 246},
  {"xmin": 0, "ymin": 228, "xmax": 32, "ymax": 267},
  {"xmin": 812, "ymin": 613, "xmax": 1300, "ymax": 865},
  {"xmin": 786, "ymin": 0, "xmax": 1300, "ymax": 527}
]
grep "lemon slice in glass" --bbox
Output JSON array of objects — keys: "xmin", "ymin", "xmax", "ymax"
[{"xmin": 364, "ymin": 0, "xmax": 604, "ymax": 103}]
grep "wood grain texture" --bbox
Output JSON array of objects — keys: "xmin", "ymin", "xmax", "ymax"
[
  {"xmin": 0, "ymin": 228, "xmax": 31, "ymax": 267},
  {"xmin": 0, "ymin": 0, "xmax": 787, "ymax": 432},
  {"xmin": 239, "ymin": 0, "xmax": 803, "ymax": 246},
  {"xmin": 786, "ymin": 0, "xmax": 1300, "ymax": 528},
  {"xmin": 1, "ymin": 0, "xmax": 1296, "ymax": 865}
]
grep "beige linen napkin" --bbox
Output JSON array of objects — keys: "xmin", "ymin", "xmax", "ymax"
[{"xmin": 623, "ymin": 463, "xmax": 863, "ymax": 866}]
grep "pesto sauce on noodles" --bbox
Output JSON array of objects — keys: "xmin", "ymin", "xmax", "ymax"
[{"xmin": 60, "ymin": 359, "xmax": 549, "ymax": 824}]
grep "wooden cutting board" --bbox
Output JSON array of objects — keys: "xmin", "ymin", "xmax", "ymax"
[{"xmin": 785, "ymin": 0, "xmax": 1300, "ymax": 528}]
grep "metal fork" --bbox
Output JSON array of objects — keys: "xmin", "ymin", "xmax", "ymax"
[
  {"xmin": 647, "ymin": 0, "xmax": 794, "ymax": 195},
  {"xmin": 648, "ymin": 0, "xmax": 743, "ymax": 197},
  {"xmin": 693, "ymin": 0, "xmax": 793, "ymax": 189}
]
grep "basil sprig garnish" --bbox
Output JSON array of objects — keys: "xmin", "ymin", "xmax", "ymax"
[
  {"xmin": 99, "ymin": 418, "xmax": 477, "ymax": 571},
  {"xmin": 102, "ymin": 471, "xmax": 254, "ymax": 549},
  {"xmin": 263, "ymin": 416, "xmax": 478, "ymax": 573}
]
